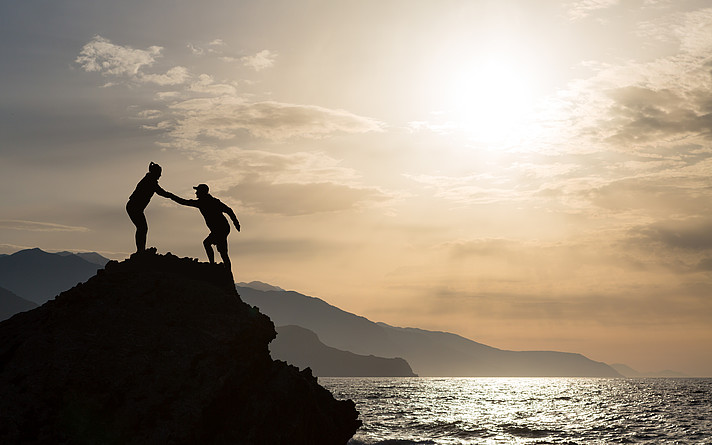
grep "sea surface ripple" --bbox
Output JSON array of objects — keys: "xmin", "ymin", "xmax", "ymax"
[{"xmin": 321, "ymin": 377, "xmax": 712, "ymax": 445}]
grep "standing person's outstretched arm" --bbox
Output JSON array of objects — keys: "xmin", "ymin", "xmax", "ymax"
[{"xmin": 155, "ymin": 184, "xmax": 172, "ymax": 199}]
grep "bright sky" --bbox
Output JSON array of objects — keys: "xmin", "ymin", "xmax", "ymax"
[{"xmin": 2, "ymin": 0, "xmax": 711, "ymax": 376}]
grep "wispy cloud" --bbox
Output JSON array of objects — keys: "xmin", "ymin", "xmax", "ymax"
[
  {"xmin": 240, "ymin": 49, "xmax": 277, "ymax": 71},
  {"xmin": 187, "ymin": 40, "xmax": 277, "ymax": 71},
  {"xmin": 630, "ymin": 217, "xmax": 712, "ymax": 252},
  {"xmin": 78, "ymin": 36, "xmax": 382, "ymax": 147},
  {"xmin": 209, "ymin": 148, "xmax": 391, "ymax": 215},
  {"xmin": 187, "ymin": 39, "xmax": 227, "ymax": 56},
  {"xmin": 565, "ymin": 0, "xmax": 620, "ymax": 20},
  {"xmin": 226, "ymin": 177, "xmax": 388, "ymax": 216},
  {"xmin": 554, "ymin": 8, "xmax": 712, "ymax": 149},
  {"xmin": 405, "ymin": 172, "xmax": 523, "ymax": 205},
  {"xmin": 0, "ymin": 220, "xmax": 89, "ymax": 232},
  {"xmin": 163, "ymin": 97, "xmax": 382, "ymax": 146},
  {"xmin": 77, "ymin": 36, "xmax": 387, "ymax": 216},
  {"xmin": 214, "ymin": 148, "xmax": 364, "ymax": 184},
  {"xmin": 452, "ymin": 7, "xmax": 712, "ymax": 220},
  {"xmin": 140, "ymin": 66, "xmax": 191, "ymax": 86},
  {"xmin": 405, "ymin": 158, "xmax": 583, "ymax": 206}
]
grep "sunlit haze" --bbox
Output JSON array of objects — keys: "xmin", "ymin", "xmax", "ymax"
[{"xmin": 1, "ymin": 0, "xmax": 711, "ymax": 376}]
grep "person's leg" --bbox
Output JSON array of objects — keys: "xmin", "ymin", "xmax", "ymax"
[
  {"xmin": 216, "ymin": 237, "xmax": 231, "ymax": 269},
  {"xmin": 203, "ymin": 236, "xmax": 215, "ymax": 263},
  {"xmin": 127, "ymin": 204, "xmax": 148, "ymax": 252}
]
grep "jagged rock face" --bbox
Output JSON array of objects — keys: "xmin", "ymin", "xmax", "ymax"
[{"xmin": 0, "ymin": 252, "xmax": 360, "ymax": 444}]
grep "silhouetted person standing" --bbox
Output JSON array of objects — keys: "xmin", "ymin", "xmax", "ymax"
[
  {"xmin": 126, "ymin": 162, "xmax": 171, "ymax": 253},
  {"xmin": 167, "ymin": 184, "xmax": 240, "ymax": 269}
]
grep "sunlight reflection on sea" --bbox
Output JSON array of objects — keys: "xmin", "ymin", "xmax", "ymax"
[{"xmin": 321, "ymin": 377, "xmax": 712, "ymax": 445}]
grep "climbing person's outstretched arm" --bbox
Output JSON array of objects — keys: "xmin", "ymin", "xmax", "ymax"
[
  {"xmin": 223, "ymin": 204, "xmax": 240, "ymax": 231},
  {"xmin": 166, "ymin": 193, "xmax": 198, "ymax": 207}
]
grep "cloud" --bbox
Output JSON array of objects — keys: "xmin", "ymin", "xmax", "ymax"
[
  {"xmin": 444, "ymin": 238, "xmax": 519, "ymax": 258},
  {"xmin": 0, "ymin": 220, "xmax": 89, "ymax": 232},
  {"xmin": 237, "ymin": 101, "xmax": 382, "ymax": 138},
  {"xmin": 187, "ymin": 39, "xmax": 226, "ymax": 56},
  {"xmin": 406, "ymin": 172, "xmax": 522, "ymax": 205},
  {"xmin": 235, "ymin": 237, "xmax": 342, "ymax": 257},
  {"xmin": 216, "ymin": 149, "xmax": 363, "ymax": 184},
  {"xmin": 187, "ymin": 43, "xmax": 205, "ymax": 56},
  {"xmin": 77, "ymin": 36, "xmax": 190, "ymax": 86},
  {"xmin": 425, "ymin": 286, "xmax": 712, "ymax": 327},
  {"xmin": 188, "ymin": 74, "xmax": 238, "ymax": 95},
  {"xmin": 241, "ymin": 49, "xmax": 277, "ymax": 71},
  {"xmin": 566, "ymin": 0, "xmax": 620, "ymax": 20},
  {"xmin": 140, "ymin": 66, "xmax": 191, "ymax": 86},
  {"xmin": 428, "ymin": 230, "xmax": 712, "ymax": 319},
  {"xmin": 77, "ymin": 37, "xmax": 382, "ymax": 147},
  {"xmin": 698, "ymin": 257, "xmax": 712, "ymax": 271},
  {"xmin": 403, "ymin": 159, "xmax": 579, "ymax": 205},
  {"xmin": 227, "ymin": 176, "xmax": 387, "ymax": 216},
  {"xmin": 162, "ymin": 96, "xmax": 383, "ymax": 146},
  {"xmin": 586, "ymin": 175, "xmax": 712, "ymax": 216},
  {"xmin": 75, "ymin": 36, "xmax": 388, "ymax": 217},
  {"xmin": 631, "ymin": 218, "xmax": 712, "ymax": 251},
  {"xmin": 135, "ymin": 109, "xmax": 162, "ymax": 119},
  {"xmin": 76, "ymin": 35, "xmax": 162, "ymax": 77},
  {"xmin": 185, "ymin": 40, "xmax": 276, "ymax": 71},
  {"xmin": 532, "ymin": 8, "xmax": 712, "ymax": 156},
  {"xmin": 602, "ymin": 86, "xmax": 712, "ymax": 144},
  {"xmin": 211, "ymin": 149, "xmax": 390, "ymax": 215}
]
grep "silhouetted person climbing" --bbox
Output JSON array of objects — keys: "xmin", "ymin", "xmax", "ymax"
[
  {"xmin": 126, "ymin": 162, "xmax": 172, "ymax": 253},
  {"xmin": 166, "ymin": 184, "xmax": 240, "ymax": 269}
]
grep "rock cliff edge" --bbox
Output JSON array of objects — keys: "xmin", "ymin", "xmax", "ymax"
[{"xmin": 0, "ymin": 252, "xmax": 360, "ymax": 444}]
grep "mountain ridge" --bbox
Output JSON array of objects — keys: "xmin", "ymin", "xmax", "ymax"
[
  {"xmin": 272, "ymin": 325, "xmax": 417, "ymax": 377},
  {"xmin": 611, "ymin": 363, "xmax": 687, "ymax": 378},
  {"xmin": 55, "ymin": 250, "xmax": 111, "ymax": 266},
  {"xmin": 0, "ymin": 248, "xmax": 106, "ymax": 304},
  {"xmin": 238, "ymin": 286, "xmax": 621, "ymax": 377},
  {"xmin": 0, "ymin": 250, "xmax": 621, "ymax": 377},
  {"xmin": 0, "ymin": 286, "xmax": 37, "ymax": 321}
]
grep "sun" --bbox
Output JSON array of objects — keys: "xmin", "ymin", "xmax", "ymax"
[{"xmin": 425, "ymin": 52, "xmax": 543, "ymax": 146}]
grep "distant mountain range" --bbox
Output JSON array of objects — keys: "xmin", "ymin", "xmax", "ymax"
[
  {"xmin": 0, "ymin": 248, "xmax": 109, "ymax": 306},
  {"xmin": 236, "ymin": 285, "xmax": 622, "ymax": 377},
  {"xmin": 272, "ymin": 325, "xmax": 417, "ymax": 377},
  {"xmin": 0, "ymin": 286, "xmax": 37, "ymax": 322},
  {"xmin": 55, "ymin": 250, "xmax": 110, "ymax": 266},
  {"xmin": 610, "ymin": 363, "xmax": 687, "ymax": 378},
  {"xmin": 0, "ymin": 249, "xmax": 670, "ymax": 377},
  {"xmin": 236, "ymin": 281, "xmax": 285, "ymax": 292}
]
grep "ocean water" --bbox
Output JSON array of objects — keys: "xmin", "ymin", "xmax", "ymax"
[{"xmin": 321, "ymin": 377, "xmax": 712, "ymax": 445}]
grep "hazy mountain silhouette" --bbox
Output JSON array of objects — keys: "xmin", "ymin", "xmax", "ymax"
[
  {"xmin": 272, "ymin": 325, "xmax": 417, "ymax": 377},
  {"xmin": 56, "ymin": 250, "xmax": 111, "ymax": 266},
  {"xmin": 611, "ymin": 363, "xmax": 686, "ymax": 378},
  {"xmin": 0, "ymin": 248, "xmax": 107, "ymax": 305},
  {"xmin": 237, "ymin": 286, "xmax": 621, "ymax": 377},
  {"xmin": 237, "ymin": 281, "xmax": 285, "ymax": 292},
  {"xmin": 0, "ymin": 252, "xmax": 359, "ymax": 444},
  {"xmin": 0, "ymin": 286, "xmax": 37, "ymax": 321}
]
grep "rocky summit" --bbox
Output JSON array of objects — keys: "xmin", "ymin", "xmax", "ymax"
[{"xmin": 0, "ymin": 252, "xmax": 360, "ymax": 444}]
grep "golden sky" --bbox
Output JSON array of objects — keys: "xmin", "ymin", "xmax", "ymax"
[{"xmin": 1, "ymin": 0, "xmax": 711, "ymax": 375}]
